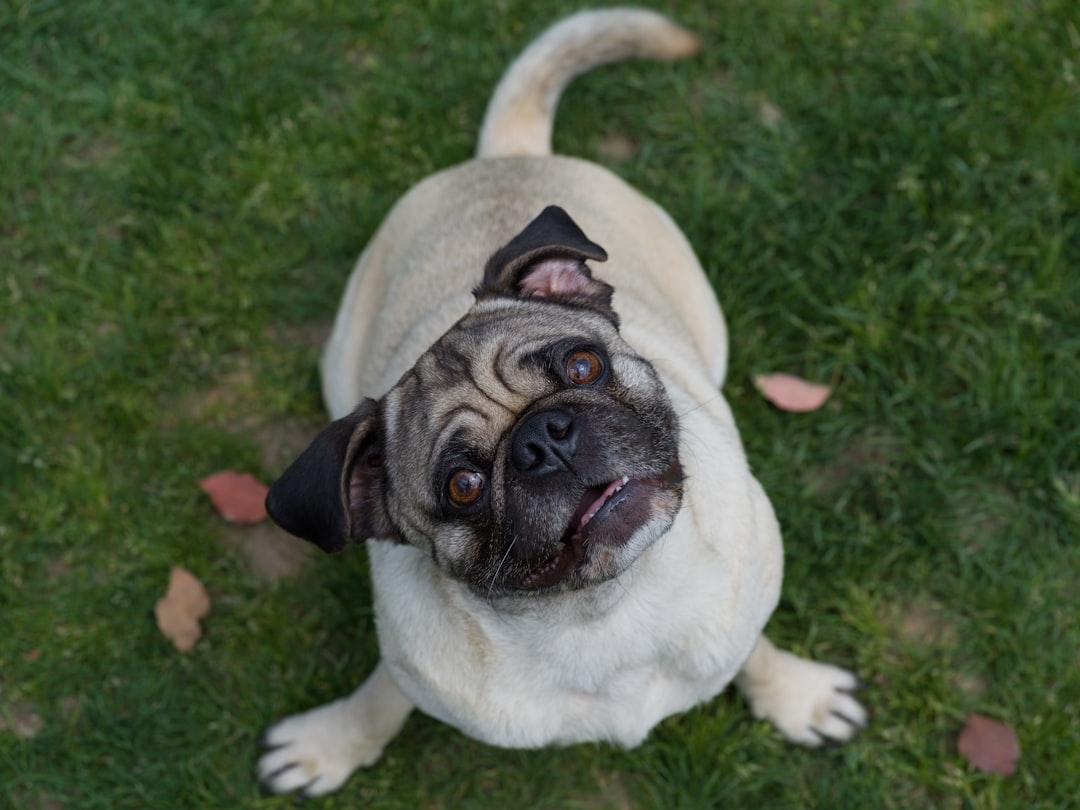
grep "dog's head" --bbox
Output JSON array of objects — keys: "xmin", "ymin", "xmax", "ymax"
[{"xmin": 267, "ymin": 206, "xmax": 683, "ymax": 597}]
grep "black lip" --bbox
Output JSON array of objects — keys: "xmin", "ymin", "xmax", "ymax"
[{"xmin": 519, "ymin": 532, "xmax": 587, "ymax": 591}]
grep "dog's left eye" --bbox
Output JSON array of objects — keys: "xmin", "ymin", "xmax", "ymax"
[
  {"xmin": 566, "ymin": 350, "xmax": 604, "ymax": 385},
  {"xmin": 447, "ymin": 469, "xmax": 485, "ymax": 506}
]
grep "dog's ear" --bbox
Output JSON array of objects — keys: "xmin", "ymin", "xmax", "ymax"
[
  {"xmin": 476, "ymin": 206, "xmax": 616, "ymax": 322},
  {"xmin": 265, "ymin": 399, "xmax": 399, "ymax": 552}
]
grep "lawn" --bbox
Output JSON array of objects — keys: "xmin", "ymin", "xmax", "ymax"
[{"xmin": 2, "ymin": 0, "xmax": 1078, "ymax": 807}]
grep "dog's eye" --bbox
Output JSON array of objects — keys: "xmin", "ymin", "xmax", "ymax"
[
  {"xmin": 566, "ymin": 350, "xmax": 603, "ymax": 385},
  {"xmin": 447, "ymin": 469, "xmax": 485, "ymax": 506}
]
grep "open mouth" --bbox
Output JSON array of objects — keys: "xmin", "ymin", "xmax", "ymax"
[{"xmin": 519, "ymin": 461, "xmax": 682, "ymax": 591}]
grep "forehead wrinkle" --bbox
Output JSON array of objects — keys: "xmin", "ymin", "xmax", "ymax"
[
  {"xmin": 458, "ymin": 334, "xmax": 532, "ymax": 414},
  {"xmin": 433, "ymin": 402, "xmax": 494, "ymax": 457},
  {"xmin": 404, "ymin": 347, "xmax": 508, "ymax": 446}
]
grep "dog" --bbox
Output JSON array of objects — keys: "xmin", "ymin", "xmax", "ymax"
[{"xmin": 256, "ymin": 9, "xmax": 866, "ymax": 798}]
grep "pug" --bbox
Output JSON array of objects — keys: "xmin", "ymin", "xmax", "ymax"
[{"xmin": 256, "ymin": 8, "xmax": 866, "ymax": 798}]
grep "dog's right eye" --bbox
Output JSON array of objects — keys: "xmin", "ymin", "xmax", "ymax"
[
  {"xmin": 566, "ymin": 349, "xmax": 604, "ymax": 385},
  {"xmin": 447, "ymin": 469, "xmax": 485, "ymax": 506}
]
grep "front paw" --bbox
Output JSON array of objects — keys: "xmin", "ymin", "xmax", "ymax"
[
  {"xmin": 256, "ymin": 701, "xmax": 385, "ymax": 798},
  {"xmin": 742, "ymin": 650, "xmax": 868, "ymax": 747}
]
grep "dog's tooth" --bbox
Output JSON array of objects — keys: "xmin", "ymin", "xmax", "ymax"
[{"xmin": 621, "ymin": 475, "xmax": 629, "ymax": 485}]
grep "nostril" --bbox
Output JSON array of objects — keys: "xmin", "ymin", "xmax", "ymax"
[
  {"xmin": 546, "ymin": 411, "xmax": 573, "ymax": 440},
  {"xmin": 522, "ymin": 442, "xmax": 542, "ymax": 467}
]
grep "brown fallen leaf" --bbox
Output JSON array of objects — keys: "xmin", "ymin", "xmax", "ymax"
[
  {"xmin": 199, "ymin": 470, "xmax": 269, "ymax": 523},
  {"xmin": 957, "ymin": 713, "xmax": 1020, "ymax": 776},
  {"xmin": 154, "ymin": 567, "xmax": 211, "ymax": 652},
  {"xmin": 754, "ymin": 372, "xmax": 832, "ymax": 413}
]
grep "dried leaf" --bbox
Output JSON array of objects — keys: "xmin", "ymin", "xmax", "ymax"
[
  {"xmin": 958, "ymin": 713, "xmax": 1020, "ymax": 776},
  {"xmin": 199, "ymin": 470, "xmax": 269, "ymax": 523},
  {"xmin": 754, "ymin": 373, "xmax": 832, "ymax": 412},
  {"xmin": 154, "ymin": 567, "xmax": 211, "ymax": 652}
]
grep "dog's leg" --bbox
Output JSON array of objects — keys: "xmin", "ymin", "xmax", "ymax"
[
  {"xmin": 734, "ymin": 634, "xmax": 867, "ymax": 746},
  {"xmin": 256, "ymin": 661, "xmax": 414, "ymax": 797}
]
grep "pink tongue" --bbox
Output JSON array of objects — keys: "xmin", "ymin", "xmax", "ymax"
[
  {"xmin": 578, "ymin": 478, "xmax": 626, "ymax": 531},
  {"xmin": 566, "ymin": 486, "xmax": 602, "ymax": 536}
]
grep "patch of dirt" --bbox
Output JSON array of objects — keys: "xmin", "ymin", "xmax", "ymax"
[
  {"xmin": 578, "ymin": 770, "xmax": 633, "ymax": 810},
  {"xmin": 345, "ymin": 45, "xmax": 378, "ymax": 70},
  {"xmin": 168, "ymin": 349, "xmax": 326, "ymax": 451},
  {"xmin": 803, "ymin": 427, "xmax": 903, "ymax": 494},
  {"xmin": 951, "ymin": 671, "xmax": 989, "ymax": 698},
  {"xmin": 167, "ymin": 356, "xmax": 325, "ymax": 463},
  {"xmin": 253, "ymin": 417, "xmax": 323, "ymax": 474},
  {"xmin": 266, "ymin": 320, "xmax": 333, "ymax": 354},
  {"xmin": 686, "ymin": 70, "xmax": 733, "ymax": 106},
  {"xmin": 897, "ymin": 598, "xmax": 959, "ymax": 647},
  {"xmin": 167, "ymin": 320, "xmax": 325, "ymax": 434},
  {"xmin": 950, "ymin": 485, "xmax": 1017, "ymax": 553},
  {"xmin": 168, "ymin": 362, "xmax": 261, "ymax": 433},
  {"xmin": 57, "ymin": 695, "xmax": 81, "ymax": 720},
  {"xmin": 218, "ymin": 522, "xmax": 313, "ymax": 582},
  {"xmin": 596, "ymin": 134, "xmax": 637, "ymax": 162},
  {"xmin": 47, "ymin": 558, "xmax": 70, "ymax": 580},
  {"xmin": 62, "ymin": 134, "xmax": 119, "ymax": 168},
  {"xmin": 879, "ymin": 597, "xmax": 988, "ymax": 698},
  {"xmin": 8, "ymin": 791, "xmax": 63, "ymax": 810},
  {"xmin": 758, "ymin": 97, "xmax": 784, "ymax": 129},
  {"xmin": 0, "ymin": 690, "xmax": 44, "ymax": 739}
]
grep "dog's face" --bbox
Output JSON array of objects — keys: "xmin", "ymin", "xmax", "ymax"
[{"xmin": 267, "ymin": 207, "xmax": 683, "ymax": 598}]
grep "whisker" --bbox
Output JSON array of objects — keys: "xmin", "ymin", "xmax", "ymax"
[
  {"xmin": 486, "ymin": 535, "xmax": 517, "ymax": 599},
  {"xmin": 676, "ymin": 392, "xmax": 722, "ymax": 419}
]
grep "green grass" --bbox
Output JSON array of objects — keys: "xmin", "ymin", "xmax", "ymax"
[{"xmin": 2, "ymin": 0, "xmax": 1078, "ymax": 807}]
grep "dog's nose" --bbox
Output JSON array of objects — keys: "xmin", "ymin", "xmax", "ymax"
[{"xmin": 511, "ymin": 408, "xmax": 578, "ymax": 476}]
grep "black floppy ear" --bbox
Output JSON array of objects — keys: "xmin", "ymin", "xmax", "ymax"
[
  {"xmin": 475, "ymin": 206, "xmax": 616, "ymax": 322},
  {"xmin": 265, "ymin": 399, "xmax": 398, "ymax": 552}
]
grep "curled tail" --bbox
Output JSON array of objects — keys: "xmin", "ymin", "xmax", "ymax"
[{"xmin": 477, "ymin": 9, "xmax": 700, "ymax": 159}]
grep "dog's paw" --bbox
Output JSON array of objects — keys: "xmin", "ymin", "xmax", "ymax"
[
  {"xmin": 741, "ymin": 650, "xmax": 868, "ymax": 747},
  {"xmin": 256, "ymin": 701, "xmax": 385, "ymax": 798}
]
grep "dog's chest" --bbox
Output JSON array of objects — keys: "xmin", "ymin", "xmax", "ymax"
[
  {"xmin": 460, "ymin": 598, "xmax": 742, "ymax": 747},
  {"xmin": 380, "ymin": 595, "xmax": 734, "ymax": 748},
  {"xmin": 367, "ymin": 497, "xmax": 779, "ymax": 749}
]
